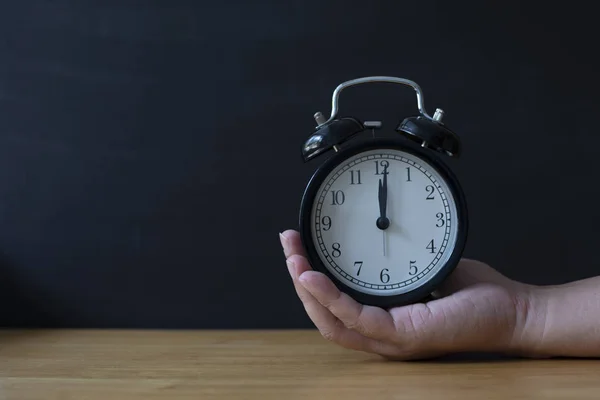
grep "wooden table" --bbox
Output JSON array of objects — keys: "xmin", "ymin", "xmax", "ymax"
[{"xmin": 1, "ymin": 329, "xmax": 599, "ymax": 399}]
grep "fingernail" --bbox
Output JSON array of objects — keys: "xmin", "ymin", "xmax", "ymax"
[
  {"xmin": 279, "ymin": 232, "xmax": 289, "ymax": 254},
  {"xmin": 298, "ymin": 273, "xmax": 314, "ymax": 293},
  {"xmin": 285, "ymin": 259, "xmax": 295, "ymax": 274}
]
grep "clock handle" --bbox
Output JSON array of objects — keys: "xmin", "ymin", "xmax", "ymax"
[{"xmin": 314, "ymin": 76, "xmax": 434, "ymax": 127}]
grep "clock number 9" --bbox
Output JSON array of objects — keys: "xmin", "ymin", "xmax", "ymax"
[{"xmin": 321, "ymin": 216, "xmax": 332, "ymax": 231}]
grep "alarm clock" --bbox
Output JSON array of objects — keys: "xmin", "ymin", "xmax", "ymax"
[{"xmin": 298, "ymin": 76, "xmax": 468, "ymax": 308}]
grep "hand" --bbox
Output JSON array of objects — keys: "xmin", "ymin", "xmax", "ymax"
[{"xmin": 279, "ymin": 229, "xmax": 541, "ymax": 360}]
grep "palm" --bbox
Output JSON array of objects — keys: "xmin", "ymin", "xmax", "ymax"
[
  {"xmin": 280, "ymin": 230, "xmax": 531, "ymax": 360},
  {"xmin": 387, "ymin": 262, "xmax": 522, "ymax": 359}
]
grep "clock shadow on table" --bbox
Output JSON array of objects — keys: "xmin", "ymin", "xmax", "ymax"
[
  {"xmin": 407, "ymin": 352, "xmax": 526, "ymax": 364},
  {"xmin": 374, "ymin": 353, "xmax": 600, "ymax": 364}
]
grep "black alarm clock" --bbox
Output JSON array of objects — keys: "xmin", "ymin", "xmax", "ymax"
[{"xmin": 298, "ymin": 76, "xmax": 468, "ymax": 308}]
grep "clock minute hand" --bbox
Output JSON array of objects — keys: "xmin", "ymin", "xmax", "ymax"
[
  {"xmin": 381, "ymin": 171, "xmax": 388, "ymax": 219},
  {"xmin": 376, "ymin": 170, "xmax": 390, "ymax": 230}
]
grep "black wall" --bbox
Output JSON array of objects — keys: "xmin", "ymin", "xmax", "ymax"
[{"xmin": 0, "ymin": 1, "xmax": 598, "ymax": 328}]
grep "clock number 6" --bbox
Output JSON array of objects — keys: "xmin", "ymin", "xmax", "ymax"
[{"xmin": 380, "ymin": 268, "xmax": 390, "ymax": 283}]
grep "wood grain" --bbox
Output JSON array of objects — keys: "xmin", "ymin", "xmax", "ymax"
[{"xmin": 0, "ymin": 329, "xmax": 599, "ymax": 399}]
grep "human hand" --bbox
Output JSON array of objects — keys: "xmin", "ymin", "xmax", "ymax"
[{"xmin": 280, "ymin": 229, "xmax": 541, "ymax": 360}]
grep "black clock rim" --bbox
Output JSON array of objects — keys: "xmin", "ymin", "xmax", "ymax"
[{"xmin": 298, "ymin": 137, "xmax": 469, "ymax": 309}]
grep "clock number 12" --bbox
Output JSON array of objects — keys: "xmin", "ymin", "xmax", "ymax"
[{"xmin": 374, "ymin": 160, "xmax": 389, "ymax": 175}]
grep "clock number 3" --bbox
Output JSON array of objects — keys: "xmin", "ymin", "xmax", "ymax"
[{"xmin": 436, "ymin": 212, "xmax": 445, "ymax": 227}]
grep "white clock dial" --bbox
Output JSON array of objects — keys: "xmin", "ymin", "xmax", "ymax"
[{"xmin": 310, "ymin": 148, "xmax": 460, "ymax": 296}]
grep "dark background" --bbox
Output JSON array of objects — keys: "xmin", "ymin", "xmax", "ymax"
[{"xmin": 0, "ymin": 1, "xmax": 597, "ymax": 328}]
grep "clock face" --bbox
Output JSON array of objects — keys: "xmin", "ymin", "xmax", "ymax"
[{"xmin": 309, "ymin": 147, "xmax": 460, "ymax": 297}]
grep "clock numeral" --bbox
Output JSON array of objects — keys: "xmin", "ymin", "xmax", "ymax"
[
  {"xmin": 426, "ymin": 185, "xmax": 435, "ymax": 200},
  {"xmin": 380, "ymin": 268, "xmax": 390, "ymax": 284},
  {"xmin": 350, "ymin": 170, "xmax": 362, "ymax": 185},
  {"xmin": 426, "ymin": 239, "xmax": 437, "ymax": 254},
  {"xmin": 321, "ymin": 216, "xmax": 332, "ymax": 231},
  {"xmin": 374, "ymin": 160, "xmax": 389, "ymax": 175},
  {"xmin": 354, "ymin": 261, "xmax": 363, "ymax": 276},
  {"xmin": 409, "ymin": 260, "xmax": 418, "ymax": 276},
  {"xmin": 331, "ymin": 242, "xmax": 341, "ymax": 258},
  {"xmin": 436, "ymin": 212, "xmax": 445, "ymax": 227},
  {"xmin": 406, "ymin": 167, "xmax": 412, "ymax": 182},
  {"xmin": 330, "ymin": 190, "xmax": 345, "ymax": 205}
]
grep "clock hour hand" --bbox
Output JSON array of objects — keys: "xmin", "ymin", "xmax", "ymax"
[{"xmin": 376, "ymin": 169, "xmax": 390, "ymax": 230}]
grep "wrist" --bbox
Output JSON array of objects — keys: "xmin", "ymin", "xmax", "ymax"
[{"xmin": 508, "ymin": 283, "xmax": 552, "ymax": 358}]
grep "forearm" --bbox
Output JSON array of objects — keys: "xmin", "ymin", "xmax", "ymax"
[{"xmin": 521, "ymin": 277, "xmax": 600, "ymax": 357}]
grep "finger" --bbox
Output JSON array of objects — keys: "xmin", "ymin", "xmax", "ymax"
[
  {"xmin": 286, "ymin": 255, "xmax": 369, "ymax": 350},
  {"xmin": 287, "ymin": 254, "xmax": 398, "ymax": 356},
  {"xmin": 298, "ymin": 270, "xmax": 397, "ymax": 342},
  {"xmin": 388, "ymin": 301, "xmax": 444, "ymax": 348},
  {"xmin": 279, "ymin": 230, "xmax": 305, "ymax": 259}
]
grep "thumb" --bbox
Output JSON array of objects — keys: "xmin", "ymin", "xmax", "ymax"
[{"xmin": 390, "ymin": 284, "xmax": 515, "ymax": 354}]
